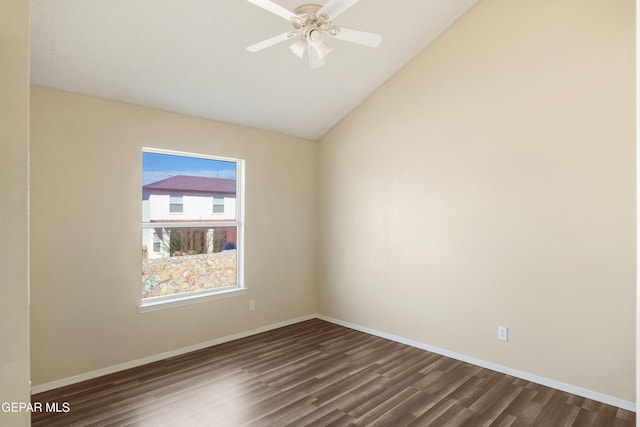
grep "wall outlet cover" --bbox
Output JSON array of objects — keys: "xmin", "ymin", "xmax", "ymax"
[{"xmin": 498, "ymin": 326, "xmax": 508, "ymax": 341}]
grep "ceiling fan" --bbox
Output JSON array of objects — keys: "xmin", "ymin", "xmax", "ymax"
[{"xmin": 246, "ymin": 0, "xmax": 382, "ymax": 68}]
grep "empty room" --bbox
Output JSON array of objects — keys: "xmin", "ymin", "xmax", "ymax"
[{"xmin": 1, "ymin": 0, "xmax": 636, "ymax": 426}]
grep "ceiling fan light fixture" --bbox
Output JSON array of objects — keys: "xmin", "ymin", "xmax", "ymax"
[
  {"xmin": 289, "ymin": 38, "xmax": 307, "ymax": 58},
  {"xmin": 304, "ymin": 26, "xmax": 332, "ymax": 59},
  {"xmin": 307, "ymin": 28, "xmax": 322, "ymax": 45},
  {"xmin": 306, "ymin": 44, "xmax": 325, "ymax": 69},
  {"xmin": 315, "ymin": 40, "xmax": 333, "ymax": 59}
]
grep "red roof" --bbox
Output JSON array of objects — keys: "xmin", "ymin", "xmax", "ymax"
[{"xmin": 143, "ymin": 175, "xmax": 236, "ymax": 195}]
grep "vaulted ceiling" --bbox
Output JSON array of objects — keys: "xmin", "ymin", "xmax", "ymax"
[{"xmin": 31, "ymin": 0, "xmax": 479, "ymax": 140}]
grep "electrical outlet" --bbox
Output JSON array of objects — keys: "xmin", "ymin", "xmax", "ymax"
[
  {"xmin": 498, "ymin": 326, "xmax": 508, "ymax": 341},
  {"xmin": 249, "ymin": 300, "xmax": 256, "ymax": 311}
]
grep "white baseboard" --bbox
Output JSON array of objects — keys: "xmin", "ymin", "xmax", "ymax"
[
  {"xmin": 31, "ymin": 314, "xmax": 316, "ymax": 395},
  {"xmin": 31, "ymin": 313, "xmax": 636, "ymax": 413},
  {"xmin": 316, "ymin": 314, "xmax": 636, "ymax": 412}
]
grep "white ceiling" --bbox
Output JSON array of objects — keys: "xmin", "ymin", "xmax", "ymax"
[{"xmin": 31, "ymin": 0, "xmax": 479, "ymax": 140}]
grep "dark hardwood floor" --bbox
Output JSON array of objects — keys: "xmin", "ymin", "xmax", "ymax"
[{"xmin": 31, "ymin": 319, "xmax": 634, "ymax": 426}]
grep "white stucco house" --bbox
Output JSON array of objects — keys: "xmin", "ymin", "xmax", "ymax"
[{"xmin": 142, "ymin": 175, "xmax": 237, "ymax": 259}]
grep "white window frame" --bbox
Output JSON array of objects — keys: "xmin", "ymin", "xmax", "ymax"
[{"xmin": 140, "ymin": 148, "xmax": 245, "ymax": 312}]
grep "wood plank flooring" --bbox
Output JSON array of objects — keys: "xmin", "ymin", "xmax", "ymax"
[{"xmin": 31, "ymin": 319, "xmax": 634, "ymax": 426}]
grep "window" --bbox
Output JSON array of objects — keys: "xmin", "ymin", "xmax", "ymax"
[
  {"xmin": 152, "ymin": 232, "xmax": 161, "ymax": 252},
  {"xmin": 169, "ymin": 194, "xmax": 183, "ymax": 213},
  {"xmin": 141, "ymin": 148, "xmax": 244, "ymax": 311},
  {"xmin": 213, "ymin": 196, "xmax": 225, "ymax": 214}
]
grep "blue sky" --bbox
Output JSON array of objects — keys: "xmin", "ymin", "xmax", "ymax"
[{"xmin": 143, "ymin": 152, "xmax": 237, "ymax": 185}]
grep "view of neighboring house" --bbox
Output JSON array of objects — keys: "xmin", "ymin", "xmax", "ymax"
[{"xmin": 142, "ymin": 175, "xmax": 237, "ymax": 259}]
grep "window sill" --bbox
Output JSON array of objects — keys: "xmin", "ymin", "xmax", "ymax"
[{"xmin": 138, "ymin": 287, "xmax": 247, "ymax": 313}]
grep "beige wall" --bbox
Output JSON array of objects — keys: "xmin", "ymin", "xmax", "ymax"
[
  {"xmin": 0, "ymin": 1, "xmax": 30, "ymax": 426},
  {"xmin": 318, "ymin": 0, "xmax": 635, "ymax": 402},
  {"xmin": 30, "ymin": 87, "xmax": 316, "ymax": 386}
]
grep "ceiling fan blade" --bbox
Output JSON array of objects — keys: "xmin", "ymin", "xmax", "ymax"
[
  {"xmin": 330, "ymin": 26, "xmax": 382, "ymax": 47},
  {"xmin": 246, "ymin": 0, "xmax": 299, "ymax": 22},
  {"xmin": 307, "ymin": 44, "xmax": 325, "ymax": 69},
  {"xmin": 317, "ymin": 0, "xmax": 360, "ymax": 21},
  {"xmin": 247, "ymin": 32, "xmax": 295, "ymax": 52}
]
